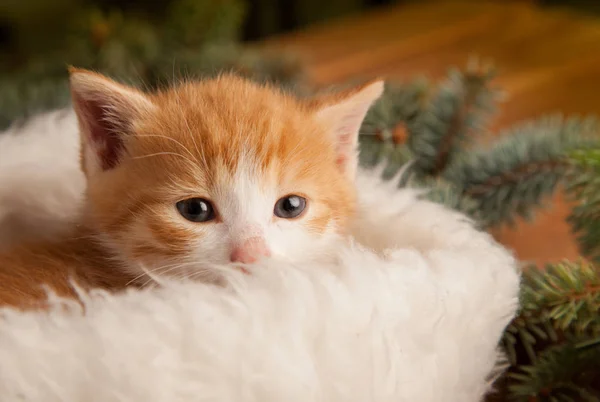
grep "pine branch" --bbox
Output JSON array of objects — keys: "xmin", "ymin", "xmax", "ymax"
[
  {"xmin": 566, "ymin": 149, "xmax": 600, "ymax": 264},
  {"xmin": 407, "ymin": 62, "xmax": 500, "ymax": 176},
  {"xmin": 443, "ymin": 116, "xmax": 599, "ymax": 228},
  {"xmin": 357, "ymin": 138, "xmax": 414, "ymax": 174},
  {"xmin": 360, "ymin": 79, "xmax": 430, "ymax": 140},
  {"xmin": 357, "ymin": 80, "xmax": 430, "ymax": 183},
  {"xmin": 507, "ymin": 341, "xmax": 600, "ymax": 402},
  {"xmin": 405, "ymin": 175, "xmax": 482, "ymax": 222},
  {"xmin": 501, "ymin": 261, "xmax": 600, "ymax": 401},
  {"xmin": 356, "ymin": 137, "xmax": 483, "ymax": 221},
  {"xmin": 523, "ymin": 261, "xmax": 600, "ymax": 335}
]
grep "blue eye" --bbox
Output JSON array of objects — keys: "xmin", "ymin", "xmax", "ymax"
[
  {"xmin": 176, "ymin": 198, "xmax": 216, "ymax": 222},
  {"xmin": 274, "ymin": 195, "xmax": 307, "ymax": 219}
]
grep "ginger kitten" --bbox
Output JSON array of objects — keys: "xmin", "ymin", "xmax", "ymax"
[{"xmin": 0, "ymin": 68, "xmax": 383, "ymax": 309}]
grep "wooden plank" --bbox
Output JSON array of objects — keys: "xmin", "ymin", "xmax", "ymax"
[
  {"xmin": 260, "ymin": 1, "xmax": 502, "ymax": 68},
  {"xmin": 261, "ymin": 0, "xmax": 600, "ymax": 265}
]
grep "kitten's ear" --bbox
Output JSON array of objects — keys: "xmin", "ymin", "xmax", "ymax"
[
  {"xmin": 314, "ymin": 80, "xmax": 384, "ymax": 179},
  {"xmin": 68, "ymin": 67, "xmax": 155, "ymax": 175}
]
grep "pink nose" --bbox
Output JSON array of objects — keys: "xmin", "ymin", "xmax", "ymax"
[{"xmin": 230, "ymin": 237, "xmax": 271, "ymax": 264}]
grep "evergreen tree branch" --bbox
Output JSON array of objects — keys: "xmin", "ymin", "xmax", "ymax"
[
  {"xmin": 357, "ymin": 138, "xmax": 414, "ymax": 174},
  {"xmin": 408, "ymin": 61, "xmax": 500, "ymax": 176},
  {"xmin": 360, "ymin": 79, "xmax": 430, "ymax": 140},
  {"xmin": 566, "ymin": 148, "xmax": 600, "ymax": 264},
  {"xmin": 403, "ymin": 175, "xmax": 483, "ymax": 222},
  {"xmin": 508, "ymin": 341, "xmax": 600, "ymax": 402},
  {"xmin": 501, "ymin": 261, "xmax": 600, "ymax": 400},
  {"xmin": 443, "ymin": 116, "xmax": 599, "ymax": 227},
  {"xmin": 520, "ymin": 261, "xmax": 600, "ymax": 335}
]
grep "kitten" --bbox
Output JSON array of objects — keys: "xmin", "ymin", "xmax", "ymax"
[{"xmin": 0, "ymin": 68, "xmax": 383, "ymax": 310}]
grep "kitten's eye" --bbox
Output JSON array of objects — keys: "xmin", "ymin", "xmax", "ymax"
[
  {"xmin": 176, "ymin": 198, "xmax": 216, "ymax": 222},
  {"xmin": 274, "ymin": 195, "xmax": 307, "ymax": 219}
]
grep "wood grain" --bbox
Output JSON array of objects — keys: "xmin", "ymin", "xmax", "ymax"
[{"xmin": 260, "ymin": 0, "xmax": 600, "ymax": 265}]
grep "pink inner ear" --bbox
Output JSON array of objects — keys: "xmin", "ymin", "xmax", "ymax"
[
  {"xmin": 335, "ymin": 132, "xmax": 352, "ymax": 168},
  {"xmin": 316, "ymin": 80, "xmax": 384, "ymax": 177},
  {"xmin": 333, "ymin": 119, "xmax": 359, "ymax": 171},
  {"xmin": 76, "ymin": 95, "xmax": 126, "ymax": 171}
]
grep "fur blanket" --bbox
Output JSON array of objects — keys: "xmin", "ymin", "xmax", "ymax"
[
  {"xmin": 0, "ymin": 110, "xmax": 520, "ymax": 402},
  {"xmin": 0, "ymin": 110, "xmax": 83, "ymax": 249}
]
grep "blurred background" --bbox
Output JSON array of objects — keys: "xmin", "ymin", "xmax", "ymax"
[{"xmin": 1, "ymin": 0, "xmax": 600, "ymax": 50}]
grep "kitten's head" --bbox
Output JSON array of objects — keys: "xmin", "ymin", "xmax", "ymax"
[{"xmin": 69, "ymin": 68, "xmax": 383, "ymax": 280}]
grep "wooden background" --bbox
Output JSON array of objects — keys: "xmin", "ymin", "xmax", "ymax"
[{"xmin": 261, "ymin": 0, "xmax": 600, "ymax": 266}]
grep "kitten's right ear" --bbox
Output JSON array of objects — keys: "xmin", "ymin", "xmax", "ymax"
[
  {"xmin": 69, "ymin": 67, "xmax": 155, "ymax": 175},
  {"xmin": 313, "ymin": 80, "xmax": 384, "ymax": 180}
]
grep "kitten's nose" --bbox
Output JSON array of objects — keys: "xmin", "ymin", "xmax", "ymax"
[{"xmin": 230, "ymin": 237, "xmax": 271, "ymax": 264}]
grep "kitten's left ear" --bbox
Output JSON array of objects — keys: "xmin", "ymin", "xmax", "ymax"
[
  {"xmin": 314, "ymin": 80, "xmax": 384, "ymax": 179},
  {"xmin": 68, "ymin": 67, "xmax": 156, "ymax": 176}
]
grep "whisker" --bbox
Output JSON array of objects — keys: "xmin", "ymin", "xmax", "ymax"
[
  {"xmin": 131, "ymin": 152, "xmax": 200, "ymax": 171},
  {"xmin": 127, "ymin": 260, "xmax": 188, "ymax": 286},
  {"xmin": 131, "ymin": 262, "xmax": 163, "ymax": 288},
  {"xmin": 131, "ymin": 259, "xmax": 205, "ymax": 287},
  {"xmin": 186, "ymin": 269, "xmax": 211, "ymax": 281},
  {"xmin": 134, "ymin": 134, "xmax": 200, "ymax": 164},
  {"xmin": 126, "ymin": 264, "xmax": 164, "ymax": 286}
]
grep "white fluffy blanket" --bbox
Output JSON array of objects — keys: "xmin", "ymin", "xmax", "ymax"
[
  {"xmin": 0, "ymin": 110, "xmax": 84, "ymax": 248},
  {"xmin": 0, "ymin": 111, "xmax": 520, "ymax": 402}
]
